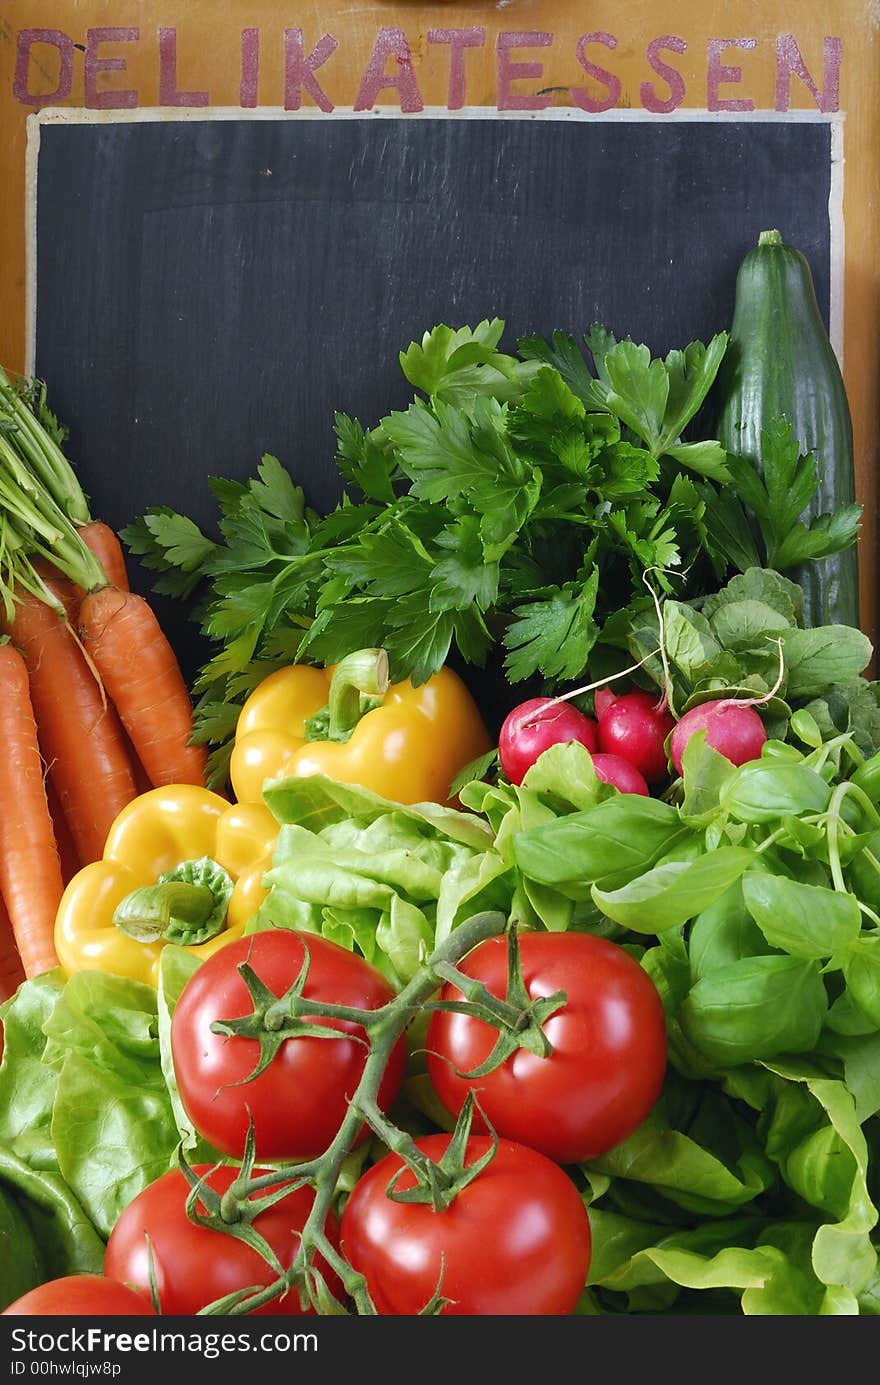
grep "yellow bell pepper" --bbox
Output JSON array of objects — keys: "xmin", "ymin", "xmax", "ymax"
[
  {"xmin": 54, "ymin": 786, "xmax": 277, "ymax": 987},
  {"xmin": 229, "ymin": 648, "xmax": 492, "ymax": 807}
]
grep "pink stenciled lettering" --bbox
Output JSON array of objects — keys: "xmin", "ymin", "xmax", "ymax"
[
  {"xmin": 84, "ymin": 28, "xmax": 138, "ymax": 110},
  {"xmin": 775, "ymin": 33, "xmax": 841, "ymax": 113},
  {"xmin": 240, "ymin": 28, "xmax": 259, "ymax": 109},
  {"xmin": 354, "ymin": 27, "xmax": 423, "ymax": 112},
  {"xmin": 496, "ymin": 30, "xmax": 553, "ymax": 111},
  {"xmin": 707, "ymin": 38, "xmax": 757, "ymax": 111},
  {"xmin": 284, "ymin": 29, "xmax": 338, "ymax": 112},
  {"xmin": 572, "ymin": 31, "xmax": 621, "ymax": 113},
  {"xmin": 158, "ymin": 27, "xmax": 209, "ymax": 106},
  {"xmin": 641, "ymin": 35, "xmax": 687, "ymax": 113},
  {"xmin": 427, "ymin": 27, "xmax": 485, "ymax": 111},
  {"xmin": 14, "ymin": 29, "xmax": 74, "ymax": 105}
]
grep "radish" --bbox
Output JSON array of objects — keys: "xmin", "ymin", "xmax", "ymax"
[
  {"xmin": 595, "ymin": 688, "xmax": 675, "ymax": 784},
  {"xmin": 591, "ymin": 753, "xmax": 649, "ymax": 796},
  {"xmin": 498, "ymin": 698, "xmax": 598, "ymax": 786},
  {"xmin": 669, "ymin": 699, "xmax": 767, "ymax": 775},
  {"xmin": 593, "ymin": 687, "xmax": 617, "ymax": 722}
]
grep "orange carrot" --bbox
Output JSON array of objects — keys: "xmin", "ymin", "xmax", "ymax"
[
  {"xmin": 8, "ymin": 578, "xmax": 139, "ymax": 865},
  {"xmin": 120, "ymin": 729, "xmax": 154, "ymax": 796},
  {"xmin": 0, "ymin": 892, "xmax": 25, "ymax": 1004},
  {"xmin": 0, "ymin": 641, "xmax": 64, "ymax": 977},
  {"xmin": 78, "ymin": 585, "xmax": 207, "ymax": 788},
  {"xmin": 77, "ymin": 520, "xmax": 129, "ymax": 593},
  {"xmin": 45, "ymin": 779, "xmax": 82, "ymax": 885}
]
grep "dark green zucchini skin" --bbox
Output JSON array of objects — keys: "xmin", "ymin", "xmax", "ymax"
[{"xmin": 713, "ymin": 229, "xmax": 859, "ymax": 630}]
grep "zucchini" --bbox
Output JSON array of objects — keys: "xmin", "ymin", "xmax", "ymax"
[{"xmin": 713, "ymin": 228, "xmax": 859, "ymax": 629}]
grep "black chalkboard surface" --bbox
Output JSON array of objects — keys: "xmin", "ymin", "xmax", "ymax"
[{"xmin": 33, "ymin": 114, "xmax": 833, "ymax": 675}]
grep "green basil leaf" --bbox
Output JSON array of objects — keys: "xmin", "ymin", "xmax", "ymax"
[
  {"xmin": 841, "ymin": 934, "xmax": 880, "ymax": 1026},
  {"xmin": 680, "ymin": 956, "xmax": 828, "ymax": 1067},
  {"xmin": 741, "ymin": 874, "xmax": 862, "ymax": 961},
  {"xmin": 520, "ymin": 740, "xmax": 604, "ymax": 812},
  {"xmin": 689, "ymin": 881, "xmax": 773, "ymax": 981},
  {"xmin": 512, "ymin": 795, "xmax": 688, "ymax": 898},
  {"xmin": 721, "ymin": 763, "xmax": 832, "ymax": 823},
  {"xmin": 591, "ymin": 846, "xmax": 754, "ymax": 933},
  {"xmin": 679, "ymin": 731, "xmax": 737, "ymax": 825}
]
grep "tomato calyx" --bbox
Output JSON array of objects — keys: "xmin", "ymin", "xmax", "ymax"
[
  {"xmin": 170, "ymin": 1139, "xmax": 309, "ymax": 1312},
  {"xmin": 358, "ymin": 1091, "xmax": 498, "ymax": 1215},
  {"xmin": 428, "ymin": 927, "xmax": 567, "ymax": 1076},
  {"xmin": 188, "ymin": 910, "xmax": 509, "ymax": 1316},
  {"xmin": 209, "ymin": 938, "xmax": 377, "ymax": 1083}
]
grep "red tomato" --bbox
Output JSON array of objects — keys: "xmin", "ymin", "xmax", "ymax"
[
  {"xmin": 104, "ymin": 1164, "xmax": 341, "ymax": 1316},
  {"xmin": 340, "ymin": 1134, "xmax": 590, "ymax": 1315},
  {"xmin": 171, "ymin": 930, "xmax": 406, "ymax": 1161},
  {"xmin": 426, "ymin": 931, "xmax": 667, "ymax": 1163},
  {"xmin": 3, "ymin": 1275, "xmax": 154, "ymax": 1316}
]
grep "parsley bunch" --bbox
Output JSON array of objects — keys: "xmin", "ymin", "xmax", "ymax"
[{"xmin": 123, "ymin": 320, "xmax": 856, "ymax": 788}]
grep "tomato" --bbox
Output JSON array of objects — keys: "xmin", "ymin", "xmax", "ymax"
[
  {"xmin": 104, "ymin": 1164, "xmax": 341, "ymax": 1315},
  {"xmin": 340, "ymin": 1134, "xmax": 590, "ymax": 1315},
  {"xmin": 426, "ymin": 931, "xmax": 667, "ymax": 1163},
  {"xmin": 3, "ymin": 1275, "xmax": 154, "ymax": 1316},
  {"xmin": 171, "ymin": 930, "xmax": 406, "ymax": 1161}
]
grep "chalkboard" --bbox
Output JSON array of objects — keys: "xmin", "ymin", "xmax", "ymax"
[{"xmin": 33, "ymin": 114, "xmax": 834, "ymax": 677}]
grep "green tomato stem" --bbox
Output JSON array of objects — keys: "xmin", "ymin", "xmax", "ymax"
[{"xmin": 196, "ymin": 908, "xmax": 507, "ymax": 1316}]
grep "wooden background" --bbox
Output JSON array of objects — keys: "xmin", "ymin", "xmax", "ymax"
[{"xmin": 1, "ymin": 0, "xmax": 878, "ymax": 644}]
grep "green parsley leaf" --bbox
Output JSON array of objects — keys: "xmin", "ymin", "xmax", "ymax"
[
  {"xmin": 599, "ymin": 340, "xmax": 670, "ymax": 450},
  {"xmin": 398, "ymin": 320, "xmax": 539, "ymax": 405},
  {"xmin": 430, "ymin": 517, "xmax": 500, "ymax": 612},
  {"xmin": 659, "ymin": 336, "xmax": 729, "ymax": 448},
  {"xmin": 383, "ymin": 597, "xmax": 457, "ymax": 683},
  {"xmin": 334, "ymin": 413, "xmax": 398, "ymax": 504},
  {"xmin": 723, "ymin": 418, "xmax": 862, "ymax": 571},
  {"xmin": 247, "ymin": 454, "xmax": 309, "ymax": 524},
  {"xmin": 517, "ymin": 329, "xmax": 607, "ymax": 408},
  {"xmin": 124, "ymin": 509, "xmax": 217, "ymax": 574},
  {"xmin": 664, "ymin": 440, "xmax": 731, "ymax": 482},
  {"xmin": 327, "ymin": 523, "xmax": 433, "ymax": 598},
  {"xmin": 502, "ymin": 568, "xmax": 600, "ymax": 682}
]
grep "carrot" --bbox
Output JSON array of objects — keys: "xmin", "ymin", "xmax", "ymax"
[
  {"xmin": 78, "ymin": 585, "xmax": 208, "ymax": 788},
  {"xmin": 120, "ymin": 729, "xmax": 154, "ymax": 796},
  {"xmin": 77, "ymin": 519, "xmax": 129, "ymax": 593},
  {"xmin": 0, "ymin": 892, "xmax": 25, "ymax": 1004},
  {"xmin": 45, "ymin": 779, "xmax": 82, "ymax": 885},
  {"xmin": 0, "ymin": 641, "xmax": 64, "ymax": 977},
  {"xmin": 8, "ymin": 576, "xmax": 139, "ymax": 865}
]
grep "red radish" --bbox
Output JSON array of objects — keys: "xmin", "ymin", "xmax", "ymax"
[
  {"xmin": 591, "ymin": 753, "xmax": 649, "ymax": 796},
  {"xmin": 669, "ymin": 699, "xmax": 767, "ymax": 775},
  {"xmin": 498, "ymin": 698, "xmax": 598, "ymax": 786},
  {"xmin": 595, "ymin": 688, "xmax": 675, "ymax": 784},
  {"xmin": 593, "ymin": 687, "xmax": 617, "ymax": 721}
]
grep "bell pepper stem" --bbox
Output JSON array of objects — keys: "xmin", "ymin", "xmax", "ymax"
[
  {"xmin": 113, "ymin": 881, "xmax": 217, "ymax": 943},
  {"xmin": 113, "ymin": 858, "xmax": 234, "ymax": 946},
  {"xmin": 327, "ymin": 647, "xmax": 390, "ymax": 741}
]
